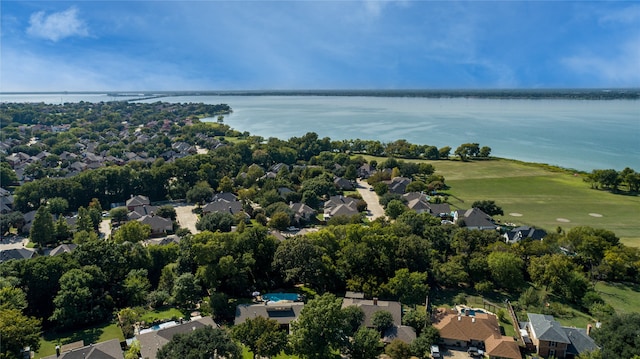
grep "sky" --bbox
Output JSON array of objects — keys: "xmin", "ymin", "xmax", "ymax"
[{"xmin": 1, "ymin": 1, "xmax": 639, "ymax": 91}]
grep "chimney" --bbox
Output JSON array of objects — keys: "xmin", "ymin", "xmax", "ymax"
[
  {"xmin": 373, "ymin": 297, "xmax": 378, "ymax": 306},
  {"xmin": 587, "ymin": 324, "xmax": 592, "ymax": 336}
]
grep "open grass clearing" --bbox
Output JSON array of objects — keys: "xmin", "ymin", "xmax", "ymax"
[
  {"xmin": 36, "ymin": 322, "xmax": 124, "ymax": 358},
  {"xmin": 358, "ymin": 156, "xmax": 640, "ymax": 245},
  {"xmin": 139, "ymin": 306, "xmax": 185, "ymax": 324},
  {"xmin": 595, "ymin": 281, "xmax": 640, "ymax": 314}
]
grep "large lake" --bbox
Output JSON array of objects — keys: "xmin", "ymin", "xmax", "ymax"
[{"xmin": 2, "ymin": 94, "xmax": 639, "ymax": 171}]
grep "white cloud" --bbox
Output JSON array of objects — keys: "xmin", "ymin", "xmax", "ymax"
[
  {"xmin": 27, "ymin": 7, "xmax": 89, "ymax": 42},
  {"xmin": 562, "ymin": 36, "xmax": 640, "ymax": 86},
  {"xmin": 599, "ymin": 5, "xmax": 640, "ymax": 25}
]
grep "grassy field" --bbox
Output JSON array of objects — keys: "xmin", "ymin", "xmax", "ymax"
[
  {"xmin": 360, "ymin": 156, "xmax": 640, "ymax": 246},
  {"xmin": 595, "ymin": 281, "xmax": 640, "ymax": 314},
  {"xmin": 139, "ymin": 306, "xmax": 184, "ymax": 323},
  {"xmin": 35, "ymin": 322, "xmax": 124, "ymax": 358}
]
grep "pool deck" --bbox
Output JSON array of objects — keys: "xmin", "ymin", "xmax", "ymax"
[{"xmin": 455, "ymin": 304, "xmax": 495, "ymax": 316}]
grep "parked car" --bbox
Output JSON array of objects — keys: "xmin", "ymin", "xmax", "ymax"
[
  {"xmin": 430, "ymin": 345, "xmax": 440, "ymax": 358},
  {"xmin": 467, "ymin": 347, "xmax": 484, "ymax": 357}
]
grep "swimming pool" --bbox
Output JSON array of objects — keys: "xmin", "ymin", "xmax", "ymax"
[{"xmin": 262, "ymin": 292, "xmax": 301, "ymax": 302}]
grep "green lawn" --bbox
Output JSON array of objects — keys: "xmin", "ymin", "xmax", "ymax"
[
  {"xmin": 241, "ymin": 345, "xmax": 299, "ymax": 359},
  {"xmin": 139, "ymin": 306, "xmax": 184, "ymax": 324},
  {"xmin": 359, "ymin": 156, "xmax": 640, "ymax": 246},
  {"xmin": 595, "ymin": 281, "xmax": 640, "ymax": 314},
  {"xmin": 35, "ymin": 322, "xmax": 124, "ymax": 359}
]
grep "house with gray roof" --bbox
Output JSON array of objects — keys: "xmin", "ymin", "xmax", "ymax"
[
  {"xmin": 202, "ymin": 199, "xmax": 244, "ymax": 216},
  {"xmin": 138, "ymin": 215, "xmax": 173, "ymax": 236},
  {"xmin": 524, "ymin": 314, "xmax": 599, "ymax": 359},
  {"xmin": 342, "ymin": 296, "xmax": 415, "ymax": 344},
  {"xmin": 235, "ymin": 302, "xmax": 304, "ymax": 332},
  {"xmin": 526, "ymin": 313, "xmax": 571, "ymax": 358},
  {"xmin": 504, "ymin": 226, "xmax": 547, "ymax": 244},
  {"xmin": 126, "ymin": 195, "xmax": 150, "ymax": 211},
  {"xmin": 324, "ymin": 195, "xmax": 359, "ymax": 219},
  {"xmin": 49, "ymin": 243, "xmax": 78, "ymax": 256},
  {"xmin": 42, "ymin": 338, "xmax": 123, "ymax": 359},
  {"xmin": 334, "ymin": 177, "xmax": 354, "ymax": 191},
  {"xmin": 136, "ymin": 316, "xmax": 216, "ymax": 359},
  {"xmin": 0, "ymin": 248, "xmax": 36, "ymax": 263},
  {"xmin": 386, "ymin": 177, "xmax": 411, "ymax": 194},
  {"xmin": 454, "ymin": 208, "xmax": 498, "ymax": 230}
]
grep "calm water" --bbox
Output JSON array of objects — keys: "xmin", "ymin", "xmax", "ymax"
[{"xmin": 2, "ymin": 94, "xmax": 639, "ymax": 171}]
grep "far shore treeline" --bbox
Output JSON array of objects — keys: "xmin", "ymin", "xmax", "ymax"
[{"xmin": 1, "ymin": 100, "xmax": 639, "ymax": 359}]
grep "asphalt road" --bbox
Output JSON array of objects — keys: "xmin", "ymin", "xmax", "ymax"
[
  {"xmin": 175, "ymin": 203, "xmax": 200, "ymax": 234},
  {"xmin": 356, "ymin": 179, "xmax": 386, "ymax": 220}
]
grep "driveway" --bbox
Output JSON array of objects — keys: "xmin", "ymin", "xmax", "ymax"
[
  {"xmin": 175, "ymin": 203, "xmax": 200, "ymax": 234},
  {"xmin": 356, "ymin": 179, "xmax": 386, "ymax": 220},
  {"xmin": 0, "ymin": 235, "xmax": 29, "ymax": 250},
  {"xmin": 100, "ymin": 219, "xmax": 112, "ymax": 238}
]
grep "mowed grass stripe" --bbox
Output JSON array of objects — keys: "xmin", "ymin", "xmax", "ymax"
[{"xmin": 446, "ymin": 174, "xmax": 640, "ymax": 244}]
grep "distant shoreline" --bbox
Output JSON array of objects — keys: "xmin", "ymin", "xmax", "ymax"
[{"xmin": 2, "ymin": 88, "xmax": 640, "ymax": 100}]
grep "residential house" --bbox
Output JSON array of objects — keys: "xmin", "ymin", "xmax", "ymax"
[
  {"xmin": 385, "ymin": 177, "xmax": 412, "ymax": 194},
  {"xmin": 145, "ymin": 235, "xmax": 181, "ymax": 246},
  {"xmin": 49, "ymin": 243, "xmax": 78, "ymax": 256},
  {"xmin": 334, "ymin": 177, "xmax": 354, "ymax": 191},
  {"xmin": 504, "ymin": 226, "xmax": 547, "ymax": 244},
  {"xmin": 212, "ymin": 192, "xmax": 238, "ymax": 202},
  {"xmin": 136, "ymin": 316, "xmax": 217, "ymax": 359},
  {"xmin": 235, "ymin": 302, "xmax": 304, "ymax": 332},
  {"xmin": 202, "ymin": 199, "xmax": 244, "ymax": 216},
  {"xmin": 432, "ymin": 308, "xmax": 522, "ymax": 359},
  {"xmin": 289, "ymin": 202, "xmax": 317, "ymax": 223},
  {"xmin": 42, "ymin": 339, "xmax": 123, "ymax": 359},
  {"xmin": 454, "ymin": 208, "xmax": 498, "ymax": 230},
  {"xmin": 0, "ymin": 248, "xmax": 36, "ymax": 263},
  {"xmin": 0, "ymin": 189, "xmax": 13, "ymax": 213},
  {"xmin": 342, "ymin": 295, "xmax": 415, "ymax": 344},
  {"xmin": 323, "ymin": 195, "xmax": 359, "ymax": 219},
  {"xmin": 524, "ymin": 313, "xmax": 598, "ymax": 358},
  {"xmin": 138, "ymin": 215, "xmax": 173, "ymax": 236},
  {"xmin": 128, "ymin": 205, "xmax": 158, "ymax": 220},
  {"xmin": 402, "ymin": 192, "xmax": 451, "ymax": 218},
  {"xmin": 357, "ymin": 163, "xmax": 375, "ymax": 179},
  {"xmin": 126, "ymin": 195, "xmax": 150, "ymax": 211}
]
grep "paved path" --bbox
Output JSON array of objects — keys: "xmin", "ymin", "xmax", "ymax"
[
  {"xmin": 100, "ymin": 218, "xmax": 112, "ymax": 238},
  {"xmin": 356, "ymin": 179, "xmax": 386, "ymax": 220},
  {"xmin": 175, "ymin": 203, "xmax": 200, "ymax": 234},
  {"xmin": 0, "ymin": 235, "xmax": 29, "ymax": 250}
]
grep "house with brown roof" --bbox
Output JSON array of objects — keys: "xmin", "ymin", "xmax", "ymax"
[
  {"xmin": 432, "ymin": 308, "xmax": 521, "ymax": 359},
  {"xmin": 289, "ymin": 202, "xmax": 316, "ymax": 223},
  {"xmin": 323, "ymin": 195, "xmax": 359, "ymax": 219},
  {"xmin": 454, "ymin": 208, "xmax": 498, "ymax": 230},
  {"xmin": 138, "ymin": 215, "xmax": 173, "ymax": 236}
]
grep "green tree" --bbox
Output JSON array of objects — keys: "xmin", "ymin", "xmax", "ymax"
[
  {"xmin": 50, "ymin": 266, "xmax": 113, "ymax": 328},
  {"xmin": 471, "ymin": 200, "xmax": 504, "ymax": 216},
  {"xmin": 47, "ymin": 197, "xmax": 69, "ymax": 216},
  {"xmin": 54, "ymin": 215, "xmax": 72, "ymax": 242},
  {"xmin": 156, "ymin": 205, "xmax": 177, "ymax": 221},
  {"xmin": 172, "ymin": 273, "xmax": 202, "ymax": 308},
  {"xmin": 157, "ymin": 326, "xmax": 241, "ymax": 359},
  {"xmin": 0, "ymin": 286, "xmax": 27, "ymax": 311},
  {"xmin": 592, "ymin": 312, "xmax": 640, "ymax": 358},
  {"xmin": 217, "ymin": 175, "xmax": 234, "ymax": 193},
  {"xmin": 196, "ymin": 212, "xmax": 235, "ymax": 232},
  {"xmin": 123, "ymin": 269, "xmax": 151, "ymax": 307},
  {"xmin": 30, "ymin": 205, "xmax": 55, "ymax": 246},
  {"xmin": 342, "ymin": 305, "xmax": 365, "ymax": 336},
  {"xmin": 384, "ymin": 269, "xmax": 429, "ymax": 306},
  {"xmin": 402, "ymin": 308, "xmax": 427, "ymax": 336},
  {"xmin": 372, "ymin": 310, "xmax": 394, "ymax": 334},
  {"xmin": 112, "ymin": 220, "xmax": 151, "ymax": 243},
  {"xmin": 290, "ymin": 293, "xmax": 347, "ymax": 359},
  {"xmin": 411, "ymin": 327, "xmax": 441, "ymax": 359},
  {"xmin": 232, "ymin": 316, "xmax": 287, "ymax": 359},
  {"xmin": 0, "ymin": 308, "xmax": 42, "ymax": 357},
  {"xmin": 76, "ymin": 206, "xmax": 94, "ymax": 233},
  {"xmin": 186, "ymin": 181, "xmax": 214, "ymax": 204},
  {"xmin": 268, "ymin": 211, "xmax": 290, "ymax": 230},
  {"xmin": 118, "ymin": 307, "xmax": 141, "ymax": 339},
  {"xmin": 109, "ymin": 207, "xmax": 129, "ymax": 224},
  {"xmin": 385, "ymin": 199, "xmax": 406, "ymax": 219},
  {"xmin": 487, "ymin": 251, "xmax": 524, "ymax": 290},
  {"xmin": 346, "ymin": 327, "xmax": 383, "ymax": 359},
  {"xmin": 385, "ymin": 339, "xmax": 412, "ymax": 359}
]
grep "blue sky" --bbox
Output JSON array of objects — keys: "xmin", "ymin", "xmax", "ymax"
[{"xmin": 1, "ymin": 1, "xmax": 639, "ymax": 91}]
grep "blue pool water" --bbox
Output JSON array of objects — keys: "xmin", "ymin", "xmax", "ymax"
[{"xmin": 262, "ymin": 292, "xmax": 300, "ymax": 302}]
